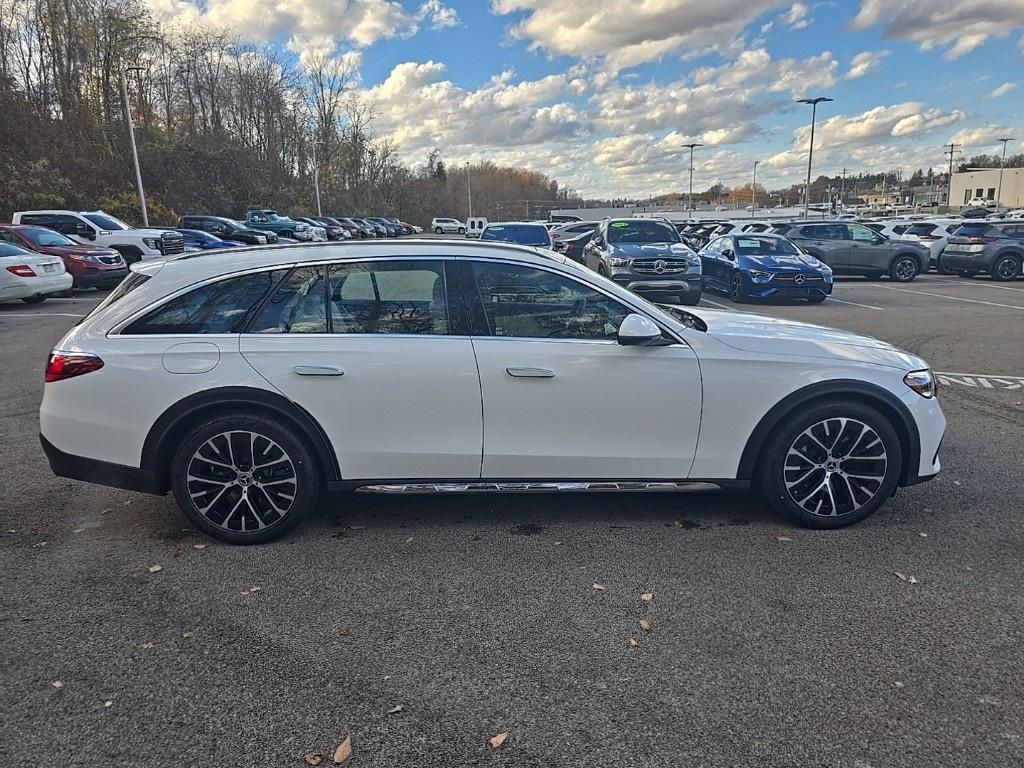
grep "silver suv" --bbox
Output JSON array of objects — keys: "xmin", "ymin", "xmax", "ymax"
[
  {"xmin": 940, "ymin": 222, "xmax": 1024, "ymax": 280},
  {"xmin": 583, "ymin": 218, "xmax": 702, "ymax": 305},
  {"xmin": 773, "ymin": 221, "xmax": 928, "ymax": 281}
]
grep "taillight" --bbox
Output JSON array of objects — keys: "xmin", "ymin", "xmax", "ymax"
[
  {"xmin": 918, "ymin": 235, "xmax": 939, "ymax": 241},
  {"xmin": 6, "ymin": 264, "xmax": 36, "ymax": 277},
  {"xmin": 45, "ymin": 351, "xmax": 104, "ymax": 382}
]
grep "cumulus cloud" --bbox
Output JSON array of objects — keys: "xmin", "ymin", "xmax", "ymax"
[
  {"xmin": 781, "ymin": 3, "xmax": 809, "ymax": 30},
  {"xmin": 691, "ymin": 48, "xmax": 838, "ymax": 97},
  {"xmin": 845, "ymin": 50, "xmax": 889, "ymax": 80},
  {"xmin": 988, "ymin": 82, "xmax": 1018, "ymax": 98},
  {"xmin": 851, "ymin": 0, "xmax": 1024, "ymax": 59},
  {"xmin": 491, "ymin": 0, "xmax": 790, "ymax": 72},
  {"xmin": 948, "ymin": 124, "xmax": 1018, "ymax": 149}
]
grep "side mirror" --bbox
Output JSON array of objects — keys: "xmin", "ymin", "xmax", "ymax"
[
  {"xmin": 618, "ymin": 314, "xmax": 666, "ymax": 346},
  {"xmin": 75, "ymin": 222, "xmax": 95, "ymax": 240}
]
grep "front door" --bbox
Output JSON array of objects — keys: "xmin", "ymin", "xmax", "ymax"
[
  {"xmin": 461, "ymin": 259, "xmax": 702, "ymax": 479},
  {"xmin": 845, "ymin": 224, "xmax": 890, "ymax": 271},
  {"xmin": 240, "ymin": 259, "xmax": 483, "ymax": 480}
]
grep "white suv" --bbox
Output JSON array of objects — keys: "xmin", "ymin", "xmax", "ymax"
[
  {"xmin": 431, "ymin": 217, "xmax": 465, "ymax": 234},
  {"xmin": 12, "ymin": 210, "xmax": 185, "ymax": 263},
  {"xmin": 40, "ymin": 241, "xmax": 945, "ymax": 543}
]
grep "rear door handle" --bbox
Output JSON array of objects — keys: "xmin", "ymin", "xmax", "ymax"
[
  {"xmin": 293, "ymin": 365, "xmax": 344, "ymax": 376},
  {"xmin": 506, "ymin": 367, "xmax": 555, "ymax": 378}
]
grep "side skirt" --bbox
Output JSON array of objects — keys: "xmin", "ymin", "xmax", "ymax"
[{"xmin": 327, "ymin": 479, "xmax": 748, "ymax": 494}]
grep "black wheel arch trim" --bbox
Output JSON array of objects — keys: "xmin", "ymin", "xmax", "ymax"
[
  {"xmin": 736, "ymin": 379, "xmax": 921, "ymax": 486},
  {"xmin": 141, "ymin": 386, "xmax": 341, "ymax": 492}
]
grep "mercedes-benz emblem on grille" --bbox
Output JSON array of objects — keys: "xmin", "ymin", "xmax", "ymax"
[
  {"xmin": 794, "ymin": 274, "xmax": 806, "ymax": 285},
  {"xmin": 653, "ymin": 260, "xmax": 667, "ymax": 274}
]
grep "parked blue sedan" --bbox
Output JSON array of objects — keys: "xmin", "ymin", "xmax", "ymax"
[
  {"xmin": 175, "ymin": 228, "xmax": 245, "ymax": 251},
  {"xmin": 699, "ymin": 233, "xmax": 833, "ymax": 303}
]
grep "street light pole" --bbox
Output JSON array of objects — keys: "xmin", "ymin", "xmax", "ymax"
[
  {"xmin": 996, "ymin": 137, "xmax": 1014, "ymax": 207},
  {"xmin": 466, "ymin": 161, "xmax": 473, "ymax": 218},
  {"xmin": 681, "ymin": 143, "xmax": 702, "ymax": 219},
  {"xmin": 120, "ymin": 66, "xmax": 149, "ymax": 227},
  {"xmin": 751, "ymin": 160, "xmax": 759, "ymax": 218},
  {"xmin": 796, "ymin": 96, "xmax": 833, "ymax": 220}
]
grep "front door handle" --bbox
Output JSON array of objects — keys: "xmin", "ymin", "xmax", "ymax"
[
  {"xmin": 293, "ymin": 365, "xmax": 344, "ymax": 376},
  {"xmin": 506, "ymin": 367, "xmax": 555, "ymax": 378}
]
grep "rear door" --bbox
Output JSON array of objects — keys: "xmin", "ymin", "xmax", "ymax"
[{"xmin": 239, "ymin": 258, "xmax": 483, "ymax": 480}]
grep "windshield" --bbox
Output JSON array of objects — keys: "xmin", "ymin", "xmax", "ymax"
[
  {"xmin": 84, "ymin": 213, "xmax": 131, "ymax": 230},
  {"xmin": 953, "ymin": 223, "xmax": 995, "ymax": 237},
  {"xmin": 480, "ymin": 224, "xmax": 550, "ymax": 246},
  {"xmin": 606, "ymin": 221, "xmax": 680, "ymax": 244},
  {"xmin": 21, "ymin": 226, "xmax": 75, "ymax": 247},
  {"xmin": 734, "ymin": 237, "xmax": 800, "ymax": 256},
  {"xmin": 904, "ymin": 224, "xmax": 937, "ymax": 236}
]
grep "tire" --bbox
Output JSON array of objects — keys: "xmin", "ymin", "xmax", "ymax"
[
  {"xmin": 458, "ymin": 228, "xmax": 466, "ymax": 235},
  {"xmin": 936, "ymin": 258, "xmax": 954, "ymax": 275},
  {"xmin": 281, "ymin": 231, "xmax": 294, "ymax": 240},
  {"xmin": 757, "ymin": 399, "xmax": 903, "ymax": 529},
  {"xmin": 21, "ymin": 295, "xmax": 46, "ymax": 304},
  {"xmin": 889, "ymin": 255, "xmax": 920, "ymax": 282},
  {"xmin": 434, "ymin": 227, "xmax": 443, "ymax": 234},
  {"xmin": 111, "ymin": 246, "xmax": 143, "ymax": 265},
  {"xmin": 806, "ymin": 294, "xmax": 827, "ymax": 304},
  {"xmin": 677, "ymin": 290, "xmax": 701, "ymax": 306},
  {"xmin": 170, "ymin": 412, "xmax": 321, "ymax": 544},
  {"xmin": 991, "ymin": 254, "xmax": 1021, "ymax": 281},
  {"xmin": 729, "ymin": 271, "xmax": 747, "ymax": 303}
]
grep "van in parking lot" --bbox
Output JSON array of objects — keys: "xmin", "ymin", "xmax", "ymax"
[{"xmin": 466, "ymin": 217, "xmax": 488, "ymax": 238}]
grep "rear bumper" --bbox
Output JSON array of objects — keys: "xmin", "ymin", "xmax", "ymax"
[
  {"xmin": 0, "ymin": 272, "xmax": 73, "ymax": 299},
  {"xmin": 40, "ymin": 434, "xmax": 162, "ymax": 495},
  {"xmin": 940, "ymin": 251, "xmax": 994, "ymax": 270}
]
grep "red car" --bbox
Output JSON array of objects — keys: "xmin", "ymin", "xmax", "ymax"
[{"xmin": 0, "ymin": 224, "xmax": 127, "ymax": 289}]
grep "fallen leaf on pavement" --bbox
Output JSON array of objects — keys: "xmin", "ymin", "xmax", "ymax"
[
  {"xmin": 193, "ymin": 544, "xmax": 207, "ymax": 550},
  {"xmin": 51, "ymin": 681, "xmax": 63, "ymax": 689},
  {"xmin": 173, "ymin": 545, "xmax": 186, "ymax": 558},
  {"xmin": 628, "ymin": 637, "xmax": 639, "ymax": 648},
  {"xmin": 776, "ymin": 535, "xmax": 793, "ymax": 541},
  {"xmin": 592, "ymin": 583, "xmax": 607, "ymax": 591},
  {"xmin": 333, "ymin": 736, "xmax": 352, "ymax": 763},
  {"xmin": 488, "ymin": 732, "xmax": 509, "ymax": 749},
  {"xmin": 148, "ymin": 564, "xmax": 162, "ymax": 573},
  {"xmin": 918, "ymin": 533, "xmax": 928, "ymax": 538},
  {"xmin": 639, "ymin": 619, "xmax": 651, "ymax": 632},
  {"xmin": 182, "ymin": 631, "xmax": 194, "ymax": 639},
  {"xmin": 893, "ymin": 572, "xmax": 918, "ymax": 584},
  {"xmin": 387, "ymin": 704, "xmax": 403, "ymax": 714},
  {"xmin": 101, "ymin": 509, "xmax": 112, "ymax": 515},
  {"xmin": 404, "ymin": 537, "xmax": 413, "ymax": 544},
  {"xmin": 141, "ymin": 642, "xmax": 155, "ymax": 649},
  {"xmin": 104, "ymin": 700, "xmax": 113, "ymax": 707},
  {"xmin": 304, "ymin": 753, "xmax": 323, "ymax": 766},
  {"xmin": 32, "ymin": 541, "xmax": 47, "ymax": 548},
  {"xmin": 640, "ymin": 593, "xmax": 654, "ymax": 603}
]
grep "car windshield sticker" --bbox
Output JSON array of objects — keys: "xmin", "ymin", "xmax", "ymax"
[{"xmin": 611, "ymin": 222, "xmax": 629, "ymax": 228}]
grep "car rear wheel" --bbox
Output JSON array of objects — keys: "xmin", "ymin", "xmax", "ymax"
[
  {"xmin": 889, "ymin": 255, "xmax": 920, "ymax": 282},
  {"xmin": 170, "ymin": 413, "xmax": 320, "ymax": 544},
  {"xmin": 991, "ymin": 254, "xmax": 1021, "ymax": 281},
  {"xmin": 729, "ymin": 272, "xmax": 747, "ymax": 302},
  {"xmin": 758, "ymin": 399, "xmax": 902, "ymax": 529},
  {"xmin": 458, "ymin": 228, "xmax": 466, "ymax": 235}
]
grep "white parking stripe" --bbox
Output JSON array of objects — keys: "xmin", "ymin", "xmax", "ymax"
[
  {"xmin": 698, "ymin": 297, "xmax": 733, "ymax": 310},
  {"xmin": 0, "ymin": 313, "xmax": 84, "ymax": 318},
  {"xmin": 882, "ymin": 285, "xmax": 1024, "ymax": 310},
  {"xmin": 826, "ymin": 296, "xmax": 886, "ymax": 310},
  {"xmin": 929, "ymin": 278, "xmax": 1024, "ymax": 293}
]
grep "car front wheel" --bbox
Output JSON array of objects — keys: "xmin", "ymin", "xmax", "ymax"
[
  {"xmin": 889, "ymin": 255, "xmax": 920, "ymax": 282},
  {"xmin": 729, "ymin": 271, "xmax": 747, "ymax": 302},
  {"xmin": 170, "ymin": 413, "xmax": 320, "ymax": 544},
  {"xmin": 991, "ymin": 254, "xmax": 1021, "ymax": 281},
  {"xmin": 434, "ymin": 227, "xmax": 443, "ymax": 234},
  {"xmin": 758, "ymin": 399, "xmax": 903, "ymax": 529}
]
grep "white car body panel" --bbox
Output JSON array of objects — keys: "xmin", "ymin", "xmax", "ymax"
[
  {"xmin": 0, "ymin": 251, "xmax": 71, "ymax": 300},
  {"xmin": 39, "ymin": 240, "xmax": 945, "ymax": 491},
  {"xmin": 12, "ymin": 210, "xmax": 179, "ymax": 259}
]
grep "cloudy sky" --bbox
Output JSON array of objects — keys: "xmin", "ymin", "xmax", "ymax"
[{"xmin": 155, "ymin": 0, "xmax": 1024, "ymax": 197}]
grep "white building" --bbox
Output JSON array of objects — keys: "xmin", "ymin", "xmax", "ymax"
[{"xmin": 950, "ymin": 168, "xmax": 1024, "ymax": 207}]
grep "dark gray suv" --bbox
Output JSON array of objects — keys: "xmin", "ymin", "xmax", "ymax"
[
  {"xmin": 940, "ymin": 222, "xmax": 1024, "ymax": 280},
  {"xmin": 773, "ymin": 221, "xmax": 928, "ymax": 281},
  {"xmin": 583, "ymin": 218, "xmax": 702, "ymax": 305}
]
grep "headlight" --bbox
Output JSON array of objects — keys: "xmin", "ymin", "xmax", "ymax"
[
  {"xmin": 748, "ymin": 269, "xmax": 773, "ymax": 283},
  {"xmin": 608, "ymin": 257, "xmax": 632, "ymax": 267},
  {"xmin": 142, "ymin": 238, "xmax": 160, "ymax": 249},
  {"xmin": 904, "ymin": 369, "xmax": 936, "ymax": 398},
  {"xmin": 686, "ymin": 255, "xmax": 701, "ymax": 267}
]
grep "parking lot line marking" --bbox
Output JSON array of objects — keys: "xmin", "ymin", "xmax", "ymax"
[
  {"xmin": 937, "ymin": 370, "xmax": 1024, "ymax": 379},
  {"xmin": 882, "ymin": 285, "xmax": 1024, "ymax": 310},
  {"xmin": 930, "ymin": 279, "xmax": 1024, "ymax": 293},
  {"xmin": 698, "ymin": 297, "xmax": 733, "ymax": 310},
  {"xmin": 0, "ymin": 313, "xmax": 85, "ymax": 318},
  {"xmin": 827, "ymin": 297, "xmax": 886, "ymax": 310}
]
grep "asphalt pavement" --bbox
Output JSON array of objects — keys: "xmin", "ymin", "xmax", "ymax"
[{"xmin": 2, "ymin": 269, "xmax": 1023, "ymax": 767}]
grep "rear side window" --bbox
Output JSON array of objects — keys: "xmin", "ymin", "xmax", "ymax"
[
  {"xmin": 250, "ymin": 266, "xmax": 327, "ymax": 334},
  {"xmin": 124, "ymin": 270, "xmax": 285, "ymax": 335},
  {"xmin": 328, "ymin": 260, "xmax": 448, "ymax": 335},
  {"xmin": 904, "ymin": 224, "xmax": 936, "ymax": 235}
]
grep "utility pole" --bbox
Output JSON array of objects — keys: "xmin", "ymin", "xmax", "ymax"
[
  {"xmin": 996, "ymin": 137, "xmax": 1014, "ymax": 207},
  {"xmin": 839, "ymin": 168, "xmax": 847, "ymax": 211},
  {"xmin": 466, "ymin": 161, "xmax": 473, "ymax": 218},
  {"xmin": 751, "ymin": 160, "xmax": 759, "ymax": 218},
  {"xmin": 120, "ymin": 66, "xmax": 148, "ymax": 227},
  {"xmin": 944, "ymin": 142, "xmax": 961, "ymax": 209},
  {"xmin": 797, "ymin": 96, "xmax": 833, "ymax": 220},
  {"xmin": 681, "ymin": 143, "xmax": 702, "ymax": 219}
]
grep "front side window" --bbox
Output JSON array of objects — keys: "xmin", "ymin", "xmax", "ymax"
[
  {"xmin": 124, "ymin": 270, "xmax": 286, "ymax": 335},
  {"xmin": 83, "ymin": 213, "xmax": 129, "ymax": 231},
  {"xmin": 250, "ymin": 267, "xmax": 327, "ymax": 334},
  {"xmin": 328, "ymin": 260, "xmax": 448, "ymax": 335},
  {"xmin": 469, "ymin": 261, "xmax": 631, "ymax": 340},
  {"xmin": 848, "ymin": 225, "xmax": 878, "ymax": 241}
]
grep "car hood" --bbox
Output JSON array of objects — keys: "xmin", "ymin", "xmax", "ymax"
[
  {"xmin": 741, "ymin": 252, "xmax": 824, "ymax": 270},
  {"xmin": 687, "ymin": 308, "xmax": 924, "ymax": 370},
  {"xmin": 38, "ymin": 244, "xmax": 120, "ymax": 257},
  {"xmin": 610, "ymin": 242, "xmax": 694, "ymax": 258}
]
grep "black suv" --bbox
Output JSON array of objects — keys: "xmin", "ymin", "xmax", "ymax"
[
  {"xmin": 941, "ymin": 222, "xmax": 1024, "ymax": 280},
  {"xmin": 177, "ymin": 215, "xmax": 279, "ymax": 245},
  {"xmin": 772, "ymin": 221, "xmax": 928, "ymax": 281}
]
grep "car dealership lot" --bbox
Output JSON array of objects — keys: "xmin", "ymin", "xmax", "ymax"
[{"xmin": 2, "ymin": 276, "xmax": 1023, "ymax": 766}]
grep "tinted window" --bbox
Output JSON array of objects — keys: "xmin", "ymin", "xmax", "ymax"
[
  {"xmin": 0, "ymin": 242, "xmax": 33, "ymax": 257},
  {"xmin": 606, "ymin": 221, "xmax": 680, "ymax": 245},
  {"xmin": 904, "ymin": 224, "xmax": 937, "ymax": 236},
  {"xmin": 84, "ymin": 213, "xmax": 129, "ymax": 230},
  {"xmin": 249, "ymin": 267, "xmax": 327, "ymax": 334},
  {"xmin": 125, "ymin": 270, "xmax": 285, "ymax": 335},
  {"xmin": 799, "ymin": 225, "xmax": 832, "ymax": 239},
  {"xmin": 952, "ymin": 223, "xmax": 996, "ymax": 237},
  {"xmin": 481, "ymin": 224, "xmax": 551, "ymax": 246},
  {"xmin": 19, "ymin": 214, "xmax": 54, "ymax": 227},
  {"xmin": 20, "ymin": 227, "xmax": 75, "ymax": 246},
  {"xmin": 328, "ymin": 260, "xmax": 448, "ymax": 335},
  {"xmin": 469, "ymin": 261, "xmax": 630, "ymax": 340}
]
